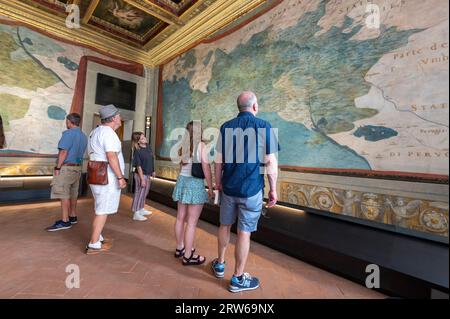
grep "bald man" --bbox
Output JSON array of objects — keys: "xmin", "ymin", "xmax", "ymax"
[{"xmin": 213, "ymin": 91, "xmax": 280, "ymax": 293}]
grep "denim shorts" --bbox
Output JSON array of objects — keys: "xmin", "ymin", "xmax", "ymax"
[{"xmin": 220, "ymin": 190, "xmax": 263, "ymax": 233}]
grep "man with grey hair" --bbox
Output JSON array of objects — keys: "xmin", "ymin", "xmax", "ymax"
[
  {"xmin": 212, "ymin": 91, "xmax": 280, "ymax": 293},
  {"xmin": 86, "ymin": 105, "xmax": 127, "ymax": 254},
  {"xmin": 237, "ymin": 91, "xmax": 257, "ymax": 111},
  {"xmin": 46, "ymin": 113, "xmax": 87, "ymax": 232}
]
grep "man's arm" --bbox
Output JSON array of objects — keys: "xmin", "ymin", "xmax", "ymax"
[
  {"xmin": 265, "ymin": 153, "xmax": 278, "ymax": 208},
  {"xmin": 54, "ymin": 149, "xmax": 68, "ymax": 176},
  {"xmin": 106, "ymin": 151, "xmax": 127, "ymax": 189},
  {"xmin": 214, "ymin": 150, "xmax": 223, "ymax": 191},
  {"xmin": 200, "ymin": 142, "xmax": 214, "ymax": 199},
  {"xmin": 55, "ymin": 131, "xmax": 72, "ymax": 176}
]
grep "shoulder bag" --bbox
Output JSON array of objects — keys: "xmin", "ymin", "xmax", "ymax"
[
  {"xmin": 191, "ymin": 144, "xmax": 205, "ymax": 179},
  {"xmin": 87, "ymin": 161, "xmax": 109, "ymax": 185}
]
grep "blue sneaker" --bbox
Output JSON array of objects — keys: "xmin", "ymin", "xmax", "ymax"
[
  {"xmin": 46, "ymin": 220, "xmax": 72, "ymax": 232},
  {"xmin": 69, "ymin": 216, "xmax": 78, "ymax": 224},
  {"xmin": 211, "ymin": 258, "xmax": 225, "ymax": 278},
  {"xmin": 229, "ymin": 273, "xmax": 260, "ymax": 293}
]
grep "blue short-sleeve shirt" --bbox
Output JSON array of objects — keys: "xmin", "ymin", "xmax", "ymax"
[
  {"xmin": 58, "ymin": 127, "xmax": 88, "ymax": 164},
  {"xmin": 217, "ymin": 112, "xmax": 280, "ymax": 198}
]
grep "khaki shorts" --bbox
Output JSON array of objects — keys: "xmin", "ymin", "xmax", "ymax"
[{"xmin": 50, "ymin": 166, "xmax": 82, "ymax": 199}]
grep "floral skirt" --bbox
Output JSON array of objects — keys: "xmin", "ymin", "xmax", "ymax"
[{"xmin": 172, "ymin": 175, "xmax": 208, "ymax": 205}]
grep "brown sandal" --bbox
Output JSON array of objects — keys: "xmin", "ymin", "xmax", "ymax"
[
  {"xmin": 101, "ymin": 237, "xmax": 113, "ymax": 244},
  {"xmin": 85, "ymin": 241, "xmax": 113, "ymax": 255},
  {"xmin": 182, "ymin": 249, "xmax": 206, "ymax": 266}
]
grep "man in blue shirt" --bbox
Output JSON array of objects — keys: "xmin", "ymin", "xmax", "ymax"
[
  {"xmin": 212, "ymin": 91, "xmax": 280, "ymax": 293},
  {"xmin": 46, "ymin": 113, "xmax": 88, "ymax": 232}
]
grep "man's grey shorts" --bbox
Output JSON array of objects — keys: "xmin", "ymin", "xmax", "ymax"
[{"xmin": 220, "ymin": 190, "xmax": 263, "ymax": 233}]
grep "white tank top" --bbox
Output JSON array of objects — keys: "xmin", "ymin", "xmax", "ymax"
[{"xmin": 180, "ymin": 144, "xmax": 201, "ymax": 177}]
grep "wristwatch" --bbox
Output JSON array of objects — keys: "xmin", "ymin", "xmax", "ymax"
[
  {"xmin": 54, "ymin": 167, "xmax": 61, "ymax": 171},
  {"xmin": 117, "ymin": 177, "xmax": 124, "ymax": 180}
]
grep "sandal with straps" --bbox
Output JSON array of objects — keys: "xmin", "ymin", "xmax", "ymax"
[
  {"xmin": 174, "ymin": 247, "xmax": 185, "ymax": 258},
  {"xmin": 174, "ymin": 247, "xmax": 195, "ymax": 258},
  {"xmin": 182, "ymin": 249, "xmax": 206, "ymax": 266}
]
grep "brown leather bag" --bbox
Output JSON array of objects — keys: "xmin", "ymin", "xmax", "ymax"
[{"xmin": 87, "ymin": 161, "xmax": 109, "ymax": 185}]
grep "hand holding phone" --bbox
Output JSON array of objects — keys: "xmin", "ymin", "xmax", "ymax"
[
  {"xmin": 208, "ymin": 190, "xmax": 220, "ymax": 206},
  {"xmin": 214, "ymin": 190, "xmax": 221, "ymax": 206}
]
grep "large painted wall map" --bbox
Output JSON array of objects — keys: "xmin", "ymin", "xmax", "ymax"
[
  {"xmin": 160, "ymin": 0, "xmax": 449, "ymax": 177},
  {"xmin": 0, "ymin": 21, "xmax": 121, "ymax": 156}
]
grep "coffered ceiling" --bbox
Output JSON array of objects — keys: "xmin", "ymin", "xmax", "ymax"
[{"xmin": 0, "ymin": 0, "xmax": 267, "ymax": 66}]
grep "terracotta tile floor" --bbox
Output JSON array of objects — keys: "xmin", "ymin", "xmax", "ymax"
[{"xmin": 0, "ymin": 196, "xmax": 384, "ymax": 299}]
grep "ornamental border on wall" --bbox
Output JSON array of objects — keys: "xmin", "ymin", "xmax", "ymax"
[{"xmin": 280, "ymin": 182, "xmax": 449, "ymax": 238}]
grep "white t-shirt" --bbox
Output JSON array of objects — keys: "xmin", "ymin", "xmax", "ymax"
[{"xmin": 88, "ymin": 125, "xmax": 125, "ymax": 176}]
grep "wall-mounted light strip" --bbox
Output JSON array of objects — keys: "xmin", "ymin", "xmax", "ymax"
[
  {"xmin": 0, "ymin": 176, "xmax": 53, "ymax": 181},
  {"xmin": 153, "ymin": 177, "xmax": 176, "ymax": 185},
  {"xmin": 151, "ymin": 176, "xmax": 306, "ymax": 214}
]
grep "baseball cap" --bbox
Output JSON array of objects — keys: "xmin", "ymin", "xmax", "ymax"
[{"xmin": 99, "ymin": 104, "xmax": 120, "ymax": 120}]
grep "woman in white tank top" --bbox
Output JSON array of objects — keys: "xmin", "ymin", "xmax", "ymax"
[
  {"xmin": 172, "ymin": 121, "xmax": 214, "ymax": 266},
  {"xmin": 179, "ymin": 143, "xmax": 202, "ymax": 177}
]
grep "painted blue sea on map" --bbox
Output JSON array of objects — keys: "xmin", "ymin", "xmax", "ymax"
[{"xmin": 158, "ymin": 0, "xmax": 424, "ymax": 171}]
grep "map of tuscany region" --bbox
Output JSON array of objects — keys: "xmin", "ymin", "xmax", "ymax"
[{"xmin": 159, "ymin": 0, "xmax": 449, "ymax": 177}]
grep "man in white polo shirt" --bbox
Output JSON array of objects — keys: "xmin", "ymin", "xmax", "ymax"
[{"xmin": 86, "ymin": 104, "xmax": 127, "ymax": 254}]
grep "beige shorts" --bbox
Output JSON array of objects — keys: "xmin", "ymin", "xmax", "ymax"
[{"xmin": 50, "ymin": 166, "xmax": 82, "ymax": 199}]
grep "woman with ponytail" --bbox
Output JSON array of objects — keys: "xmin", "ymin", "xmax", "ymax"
[{"xmin": 172, "ymin": 121, "xmax": 214, "ymax": 266}]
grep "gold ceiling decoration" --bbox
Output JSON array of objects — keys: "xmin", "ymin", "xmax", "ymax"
[{"xmin": 0, "ymin": 0, "xmax": 267, "ymax": 66}]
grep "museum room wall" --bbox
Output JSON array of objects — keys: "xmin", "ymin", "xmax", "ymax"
[
  {"xmin": 0, "ymin": 16, "xmax": 154, "ymax": 199},
  {"xmin": 152, "ymin": 0, "xmax": 450, "ymax": 242}
]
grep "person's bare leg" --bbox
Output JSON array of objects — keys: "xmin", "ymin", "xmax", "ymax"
[
  {"xmin": 184, "ymin": 204, "xmax": 204, "ymax": 260},
  {"xmin": 69, "ymin": 198, "xmax": 77, "ymax": 218},
  {"xmin": 218, "ymin": 225, "xmax": 231, "ymax": 264},
  {"xmin": 234, "ymin": 229, "xmax": 251, "ymax": 277},
  {"xmin": 61, "ymin": 199, "xmax": 70, "ymax": 222},
  {"xmin": 175, "ymin": 203, "xmax": 188, "ymax": 250},
  {"xmin": 89, "ymin": 215, "xmax": 107, "ymax": 244}
]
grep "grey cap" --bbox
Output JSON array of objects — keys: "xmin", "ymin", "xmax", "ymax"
[{"xmin": 99, "ymin": 104, "xmax": 119, "ymax": 120}]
